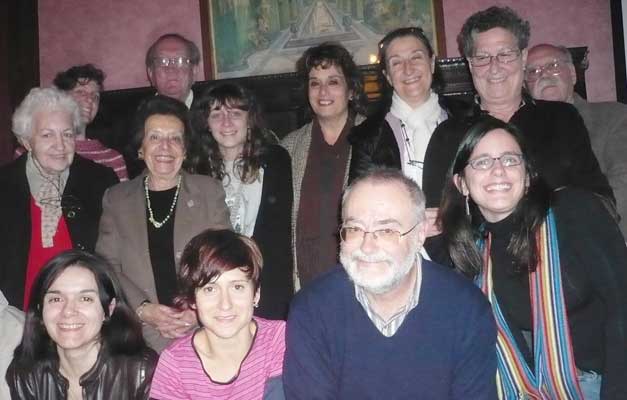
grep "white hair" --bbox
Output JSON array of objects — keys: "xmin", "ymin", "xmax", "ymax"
[
  {"xmin": 342, "ymin": 167, "xmax": 426, "ymax": 223},
  {"xmin": 11, "ymin": 87, "xmax": 82, "ymax": 141}
]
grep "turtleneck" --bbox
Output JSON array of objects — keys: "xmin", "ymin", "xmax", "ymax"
[{"xmin": 484, "ymin": 213, "xmax": 533, "ymax": 359}]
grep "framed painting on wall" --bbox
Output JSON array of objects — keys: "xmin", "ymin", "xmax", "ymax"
[{"xmin": 199, "ymin": 0, "xmax": 446, "ymax": 80}]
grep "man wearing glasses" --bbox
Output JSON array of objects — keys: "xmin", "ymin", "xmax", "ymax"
[
  {"xmin": 146, "ymin": 33, "xmax": 200, "ymax": 108},
  {"xmin": 284, "ymin": 168, "xmax": 497, "ymax": 399},
  {"xmin": 526, "ymin": 43, "xmax": 627, "ymax": 236}
]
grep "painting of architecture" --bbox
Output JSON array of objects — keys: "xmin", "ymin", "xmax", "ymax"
[{"xmin": 207, "ymin": 0, "xmax": 442, "ymax": 78}]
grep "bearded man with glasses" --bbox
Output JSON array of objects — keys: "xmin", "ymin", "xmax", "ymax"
[
  {"xmin": 526, "ymin": 43, "xmax": 627, "ymax": 237},
  {"xmin": 284, "ymin": 168, "xmax": 497, "ymax": 399}
]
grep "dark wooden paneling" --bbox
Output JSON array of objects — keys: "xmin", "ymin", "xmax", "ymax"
[
  {"xmin": 95, "ymin": 48, "xmax": 588, "ymax": 143},
  {"xmin": 0, "ymin": 0, "xmax": 39, "ymax": 166}
]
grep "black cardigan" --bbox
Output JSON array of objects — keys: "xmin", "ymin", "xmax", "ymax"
[
  {"xmin": 422, "ymin": 98, "xmax": 614, "ymax": 208},
  {"xmin": 251, "ymin": 145, "xmax": 294, "ymax": 320},
  {"xmin": 0, "ymin": 154, "xmax": 118, "ymax": 309}
]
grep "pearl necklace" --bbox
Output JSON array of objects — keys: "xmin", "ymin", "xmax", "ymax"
[{"xmin": 144, "ymin": 175, "xmax": 181, "ymax": 229}]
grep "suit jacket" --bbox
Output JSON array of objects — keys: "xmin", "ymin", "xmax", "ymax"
[
  {"xmin": 574, "ymin": 94, "xmax": 627, "ymax": 237},
  {"xmin": 251, "ymin": 145, "xmax": 294, "ymax": 319},
  {"xmin": 96, "ymin": 171, "xmax": 230, "ymax": 351},
  {"xmin": 280, "ymin": 115, "xmax": 364, "ymax": 290},
  {"xmin": 0, "ymin": 154, "xmax": 118, "ymax": 309}
]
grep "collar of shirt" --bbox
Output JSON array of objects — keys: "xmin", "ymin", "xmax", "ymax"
[
  {"xmin": 354, "ymin": 261, "xmax": 422, "ymax": 337},
  {"xmin": 184, "ymin": 90, "xmax": 194, "ymax": 109}
]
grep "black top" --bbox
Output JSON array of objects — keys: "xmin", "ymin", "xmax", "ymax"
[
  {"xmin": 146, "ymin": 186, "xmax": 178, "ymax": 306},
  {"xmin": 422, "ymin": 97, "xmax": 614, "ymax": 208},
  {"xmin": 7, "ymin": 345, "xmax": 158, "ymax": 400},
  {"xmin": 431, "ymin": 188, "xmax": 627, "ymax": 398},
  {"xmin": 0, "ymin": 154, "xmax": 118, "ymax": 309},
  {"xmin": 251, "ymin": 145, "xmax": 294, "ymax": 320}
]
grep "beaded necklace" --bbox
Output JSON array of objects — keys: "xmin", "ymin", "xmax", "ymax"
[{"xmin": 144, "ymin": 175, "xmax": 181, "ymax": 229}]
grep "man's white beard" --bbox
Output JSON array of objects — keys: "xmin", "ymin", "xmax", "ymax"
[{"xmin": 340, "ymin": 242, "xmax": 420, "ymax": 295}]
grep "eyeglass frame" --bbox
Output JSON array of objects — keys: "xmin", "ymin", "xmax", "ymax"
[
  {"xmin": 466, "ymin": 152, "xmax": 524, "ymax": 171},
  {"xmin": 524, "ymin": 59, "xmax": 570, "ymax": 82},
  {"xmin": 151, "ymin": 56, "xmax": 193, "ymax": 69},
  {"xmin": 467, "ymin": 49, "xmax": 522, "ymax": 67},
  {"xmin": 339, "ymin": 221, "xmax": 420, "ymax": 243}
]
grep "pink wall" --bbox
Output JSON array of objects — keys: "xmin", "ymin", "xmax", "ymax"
[
  {"xmin": 38, "ymin": 0, "xmax": 204, "ymax": 91},
  {"xmin": 39, "ymin": 0, "xmax": 616, "ymax": 101},
  {"xmin": 441, "ymin": 0, "xmax": 615, "ymax": 101}
]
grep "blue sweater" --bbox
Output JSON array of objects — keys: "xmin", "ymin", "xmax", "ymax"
[{"xmin": 284, "ymin": 260, "xmax": 497, "ymax": 399}]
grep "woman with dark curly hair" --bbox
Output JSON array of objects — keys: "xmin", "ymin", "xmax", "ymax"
[
  {"xmin": 7, "ymin": 249, "xmax": 158, "ymax": 400},
  {"xmin": 281, "ymin": 42, "xmax": 366, "ymax": 289},
  {"xmin": 434, "ymin": 115, "xmax": 627, "ymax": 399},
  {"xmin": 189, "ymin": 82, "xmax": 293, "ymax": 319}
]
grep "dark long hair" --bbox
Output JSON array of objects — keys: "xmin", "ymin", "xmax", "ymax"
[
  {"xmin": 437, "ymin": 115, "xmax": 550, "ymax": 278},
  {"xmin": 189, "ymin": 83, "xmax": 267, "ymax": 183},
  {"xmin": 12, "ymin": 250, "xmax": 146, "ymax": 368}
]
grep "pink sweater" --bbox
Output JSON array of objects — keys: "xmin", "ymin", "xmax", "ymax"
[{"xmin": 150, "ymin": 318, "xmax": 286, "ymax": 400}]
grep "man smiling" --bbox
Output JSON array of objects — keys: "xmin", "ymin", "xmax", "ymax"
[{"xmin": 284, "ymin": 168, "xmax": 497, "ymax": 399}]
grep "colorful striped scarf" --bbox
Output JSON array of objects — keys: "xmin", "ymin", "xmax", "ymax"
[{"xmin": 476, "ymin": 210, "xmax": 583, "ymax": 399}]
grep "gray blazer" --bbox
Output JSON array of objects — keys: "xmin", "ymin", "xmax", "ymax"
[
  {"xmin": 96, "ymin": 171, "xmax": 230, "ymax": 351},
  {"xmin": 574, "ymin": 94, "xmax": 627, "ymax": 237}
]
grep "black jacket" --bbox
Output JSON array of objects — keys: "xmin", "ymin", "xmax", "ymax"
[
  {"xmin": 422, "ymin": 97, "xmax": 614, "ymax": 208},
  {"xmin": 348, "ymin": 94, "xmax": 471, "ymax": 184},
  {"xmin": 252, "ymin": 145, "xmax": 294, "ymax": 320},
  {"xmin": 0, "ymin": 154, "xmax": 118, "ymax": 309},
  {"xmin": 7, "ymin": 346, "xmax": 158, "ymax": 400}
]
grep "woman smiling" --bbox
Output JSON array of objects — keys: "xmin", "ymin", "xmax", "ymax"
[
  {"xmin": 435, "ymin": 116, "xmax": 627, "ymax": 399},
  {"xmin": 96, "ymin": 96, "xmax": 230, "ymax": 352},
  {"xmin": 150, "ymin": 229, "xmax": 286, "ymax": 400},
  {"xmin": 7, "ymin": 250, "xmax": 157, "ymax": 400}
]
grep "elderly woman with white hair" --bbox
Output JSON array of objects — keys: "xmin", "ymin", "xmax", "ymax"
[{"xmin": 0, "ymin": 87, "xmax": 118, "ymax": 310}]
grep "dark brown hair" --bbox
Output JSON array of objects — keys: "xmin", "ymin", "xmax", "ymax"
[
  {"xmin": 295, "ymin": 42, "xmax": 366, "ymax": 115},
  {"xmin": 176, "ymin": 229, "xmax": 263, "ymax": 308}
]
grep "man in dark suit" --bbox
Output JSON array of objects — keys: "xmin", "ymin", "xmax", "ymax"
[
  {"xmin": 146, "ymin": 33, "xmax": 201, "ymax": 108},
  {"xmin": 526, "ymin": 43, "xmax": 627, "ymax": 237}
]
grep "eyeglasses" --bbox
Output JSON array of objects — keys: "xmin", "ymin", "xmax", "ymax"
[
  {"xmin": 467, "ymin": 153, "xmax": 524, "ymax": 170},
  {"xmin": 468, "ymin": 50, "xmax": 521, "ymax": 67},
  {"xmin": 339, "ymin": 222, "xmax": 419, "ymax": 244},
  {"xmin": 400, "ymin": 122, "xmax": 424, "ymax": 168},
  {"xmin": 152, "ymin": 56, "xmax": 192, "ymax": 69},
  {"xmin": 525, "ymin": 59, "xmax": 569, "ymax": 82}
]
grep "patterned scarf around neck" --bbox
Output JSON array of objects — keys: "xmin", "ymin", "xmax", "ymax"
[
  {"xmin": 476, "ymin": 210, "xmax": 583, "ymax": 399},
  {"xmin": 25, "ymin": 152, "xmax": 69, "ymax": 248}
]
